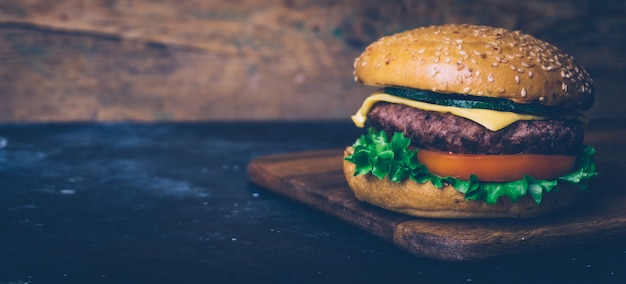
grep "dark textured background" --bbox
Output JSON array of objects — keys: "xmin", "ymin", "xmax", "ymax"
[
  {"xmin": 0, "ymin": 0, "xmax": 624, "ymax": 122},
  {"xmin": 1, "ymin": 123, "xmax": 625, "ymax": 283}
]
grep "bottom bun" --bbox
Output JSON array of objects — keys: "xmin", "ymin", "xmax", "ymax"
[{"xmin": 343, "ymin": 147, "xmax": 579, "ymax": 219}]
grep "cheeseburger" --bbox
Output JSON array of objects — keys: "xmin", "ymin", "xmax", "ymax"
[{"xmin": 343, "ymin": 24, "xmax": 597, "ymax": 218}]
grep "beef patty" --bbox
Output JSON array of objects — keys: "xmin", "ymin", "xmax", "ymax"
[{"xmin": 367, "ymin": 102, "xmax": 584, "ymax": 155}]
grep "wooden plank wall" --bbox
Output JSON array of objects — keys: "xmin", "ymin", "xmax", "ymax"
[{"xmin": 0, "ymin": 0, "xmax": 624, "ymax": 122}]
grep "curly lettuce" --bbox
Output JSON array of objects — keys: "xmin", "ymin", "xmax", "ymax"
[{"xmin": 344, "ymin": 128, "xmax": 598, "ymax": 205}]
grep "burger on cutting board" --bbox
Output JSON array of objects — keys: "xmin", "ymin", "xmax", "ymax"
[{"xmin": 343, "ymin": 24, "xmax": 598, "ymax": 218}]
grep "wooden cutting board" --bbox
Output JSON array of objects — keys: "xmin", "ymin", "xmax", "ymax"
[{"xmin": 246, "ymin": 129, "xmax": 626, "ymax": 262}]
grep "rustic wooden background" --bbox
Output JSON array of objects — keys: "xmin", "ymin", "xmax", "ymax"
[{"xmin": 0, "ymin": 0, "xmax": 624, "ymax": 122}]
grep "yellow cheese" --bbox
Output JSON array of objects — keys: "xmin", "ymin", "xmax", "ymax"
[{"xmin": 351, "ymin": 91, "xmax": 586, "ymax": 131}]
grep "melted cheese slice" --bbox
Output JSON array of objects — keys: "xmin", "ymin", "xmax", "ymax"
[{"xmin": 351, "ymin": 91, "xmax": 586, "ymax": 131}]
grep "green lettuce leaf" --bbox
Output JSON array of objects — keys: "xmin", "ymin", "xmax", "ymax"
[{"xmin": 345, "ymin": 128, "xmax": 598, "ymax": 205}]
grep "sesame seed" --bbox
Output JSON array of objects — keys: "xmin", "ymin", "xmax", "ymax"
[
  {"xmin": 475, "ymin": 70, "xmax": 481, "ymax": 77},
  {"xmin": 463, "ymin": 87, "xmax": 470, "ymax": 93},
  {"xmin": 541, "ymin": 65, "xmax": 548, "ymax": 71},
  {"xmin": 477, "ymin": 91, "xmax": 484, "ymax": 95},
  {"xmin": 497, "ymin": 88, "xmax": 505, "ymax": 93},
  {"xmin": 539, "ymin": 96, "xmax": 545, "ymax": 102},
  {"xmin": 445, "ymin": 57, "xmax": 451, "ymax": 63},
  {"xmin": 560, "ymin": 70, "xmax": 566, "ymax": 77},
  {"xmin": 515, "ymin": 75, "xmax": 520, "ymax": 84},
  {"xmin": 419, "ymin": 58, "xmax": 425, "ymax": 65},
  {"xmin": 455, "ymin": 75, "xmax": 464, "ymax": 84},
  {"xmin": 361, "ymin": 61, "xmax": 367, "ymax": 67},
  {"xmin": 417, "ymin": 48, "xmax": 425, "ymax": 54},
  {"xmin": 434, "ymin": 56, "xmax": 440, "ymax": 63},
  {"xmin": 492, "ymin": 62, "xmax": 499, "ymax": 67},
  {"xmin": 528, "ymin": 71, "xmax": 534, "ymax": 78},
  {"xmin": 430, "ymin": 67, "xmax": 440, "ymax": 77},
  {"xmin": 562, "ymin": 82, "xmax": 568, "ymax": 92},
  {"xmin": 457, "ymin": 63, "xmax": 465, "ymax": 70},
  {"xmin": 488, "ymin": 73, "xmax": 494, "ymax": 82},
  {"xmin": 521, "ymin": 88, "xmax": 527, "ymax": 97}
]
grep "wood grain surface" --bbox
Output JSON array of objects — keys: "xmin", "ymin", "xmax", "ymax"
[
  {"xmin": 247, "ymin": 127, "xmax": 626, "ymax": 261},
  {"xmin": 0, "ymin": 0, "xmax": 625, "ymax": 122}
]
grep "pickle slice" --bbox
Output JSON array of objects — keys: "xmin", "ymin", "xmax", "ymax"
[{"xmin": 384, "ymin": 87, "xmax": 565, "ymax": 115}]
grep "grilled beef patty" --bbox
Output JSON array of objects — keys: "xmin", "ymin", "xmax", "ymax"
[{"xmin": 367, "ymin": 102, "xmax": 584, "ymax": 155}]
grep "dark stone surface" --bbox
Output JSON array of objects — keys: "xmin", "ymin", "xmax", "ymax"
[{"xmin": 0, "ymin": 122, "xmax": 624, "ymax": 283}]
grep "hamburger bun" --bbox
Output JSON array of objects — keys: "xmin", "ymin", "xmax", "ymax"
[
  {"xmin": 353, "ymin": 24, "xmax": 594, "ymax": 109},
  {"xmin": 344, "ymin": 147, "xmax": 580, "ymax": 219}
]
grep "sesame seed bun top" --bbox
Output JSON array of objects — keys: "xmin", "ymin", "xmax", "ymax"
[{"xmin": 353, "ymin": 24, "xmax": 595, "ymax": 110}]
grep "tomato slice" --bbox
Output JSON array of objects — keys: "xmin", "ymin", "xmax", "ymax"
[{"xmin": 417, "ymin": 149, "xmax": 576, "ymax": 182}]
